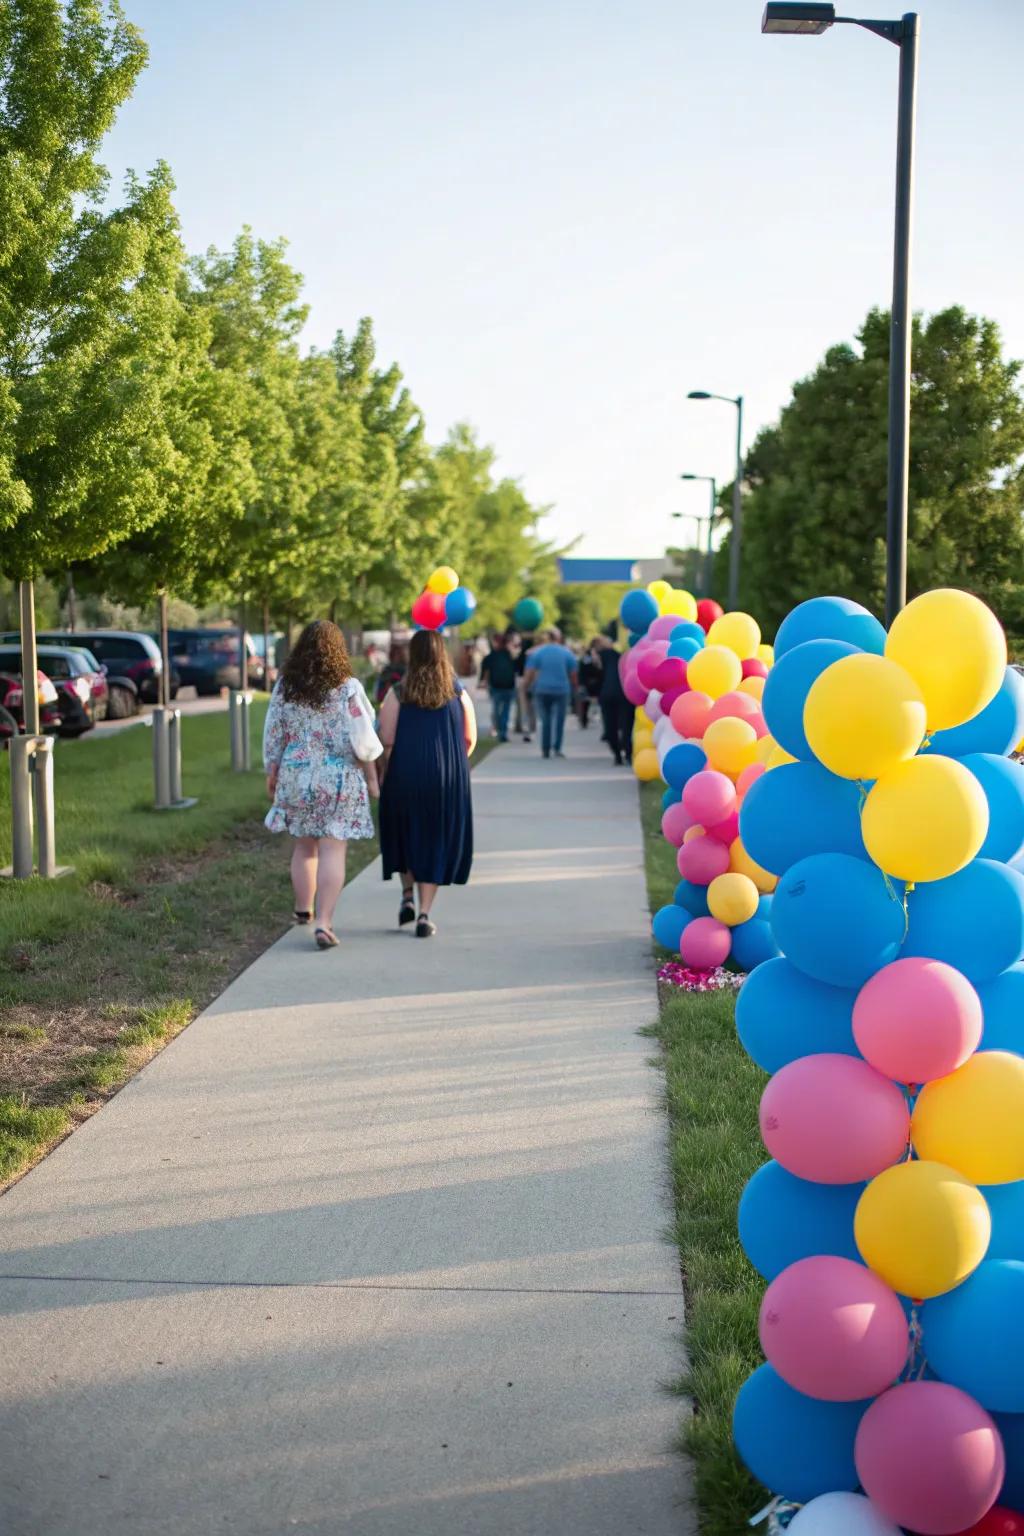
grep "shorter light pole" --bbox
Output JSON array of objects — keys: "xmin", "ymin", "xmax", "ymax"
[
  {"xmin": 687, "ymin": 391, "xmax": 744, "ymax": 609},
  {"xmin": 680, "ymin": 473, "xmax": 718, "ymax": 597}
]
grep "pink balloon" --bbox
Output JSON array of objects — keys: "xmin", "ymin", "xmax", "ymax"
[
  {"xmin": 670, "ymin": 691, "xmax": 714, "ymax": 739},
  {"xmin": 680, "ymin": 916, "xmax": 731, "ymax": 969},
  {"xmin": 749, "ymin": 710, "xmax": 769, "ymax": 739},
  {"xmin": 682, "ymin": 769, "xmax": 737, "ymax": 827},
  {"xmin": 707, "ymin": 810, "xmax": 740, "ymax": 846},
  {"xmin": 708, "ymin": 690, "xmax": 761, "ymax": 724},
  {"xmin": 623, "ymin": 670, "xmax": 648, "ymax": 706},
  {"xmin": 742, "ymin": 657, "xmax": 770, "ymax": 680},
  {"xmin": 648, "ymin": 614, "xmax": 681, "ymax": 641},
  {"xmin": 759, "ymin": 1054, "xmax": 910, "ymax": 1184},
  {"xmin": 643, "ymin": 689, "xmax": 663, "ymax": 722},
  {"xmin": 852, "ymin": 958, "xmax": 982, "ymax": 1085},
  {"xmin": 677, "ymin": 834, "xmax": 731, "ymax": 885},
  {"xmin": 661, "ymin": 801, "xmax": 694, "ymax": 847},
  {"xmin": 618, "ymin": 650, "xmax": 637, "ymax": 684},
  {"xmin": 660, "ymin": 684, "xmax": 689, "ymax": 713},
  {"xmin": 856, "ymin": 1382, "xmax": 1004, "ymax": 1534},
  {"xmin": 759, "ymin": 1255, "xmax": 909, "ymax": 1401},
  {"xmin": 652, "ymin": 656, "xmax": 687, "ymax": 692},
  {"xmin": 637, "ymin": 649, "xmax": 667, "ymax": 690},
  {"xmin": 737, "ymin": 762, "xmax": 765, "ymax": 799}
]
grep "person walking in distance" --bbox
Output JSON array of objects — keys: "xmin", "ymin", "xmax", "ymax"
[
  {"xmin": 263, "ymin": 620, "xmax": 383, "ymax": 950},
  {"xmin": 594, "ymin": 634, "xmax": 634, "ymax": 765},
  {"xmin": 478, "ymin": 631, "xmax": 517, "ymax": 742},
  {"xmin": 524, "ymin": 628, "xmax": 578, "ymax": 759},
  {"xmin": 377, "ymin": 629, "xmax": 477, "ymax": 938},
  {"xmin": 513, "ymin": 632, "xmax": 536, "ymax": 742}
]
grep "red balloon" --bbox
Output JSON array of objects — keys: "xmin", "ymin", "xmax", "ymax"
[
  {"xmin": 742, "ymin": 657, "xmax": 769, "ymax": 680},
  {"xmin": 696, "ymin": 598, "xmax": 724, "ymax": 634},
  {"xmin": 960, "ymin": 1510, "xmax": 1024, "ymax": 1536},
  {"xmin": 652, "ymin": 657, "xmax": 687, "ymax": 692},
  {"xmin": 660, "ymin": 685, "xmax": 689, "ymax": 713},
  {"xmin": 411, "ymin": 589, "xmax": 447, "ymax": 629}
]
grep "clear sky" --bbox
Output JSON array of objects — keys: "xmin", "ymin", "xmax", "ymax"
[{"xmin": 102, "ymin": 0, "xmax": 1024, "ymax": 560}]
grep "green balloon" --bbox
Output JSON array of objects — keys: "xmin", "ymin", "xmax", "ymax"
[{"xmin": 513, "ymin": 597, "xmax": 543, "ymax": 630}]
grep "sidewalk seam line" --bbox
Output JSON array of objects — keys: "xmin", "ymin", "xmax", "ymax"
[{"xmin": 0, "ymin": 1271, "xmax": 680, "ymax": 1298}]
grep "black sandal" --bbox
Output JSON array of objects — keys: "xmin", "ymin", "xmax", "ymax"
[
  {"xmin": 315, "ymin": 927, "xmax": 339, "ymax": 950},
  {"xmin": 399, "ymin": 887, "xmax": 416, "ymax": 927},
  {"xmin": 293, "ymin": 910, "xmax": 313, "ymax": 925},
  {"xmin": 416, "ymin": 914, "xmax": 437, "ymax": 939}
]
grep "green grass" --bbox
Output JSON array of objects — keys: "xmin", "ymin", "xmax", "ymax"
[{"xmin": 639, "ymin": 778, "xmax": 769, "ymax": 1534}]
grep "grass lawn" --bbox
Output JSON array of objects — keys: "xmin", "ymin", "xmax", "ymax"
[
  {"xmin": 0, "ymin": 707, "xmax": 500, "ymax": 1188},
  {"xmin": 638, "ymin": 778, "xmax": 769, "ymax": 1534}
]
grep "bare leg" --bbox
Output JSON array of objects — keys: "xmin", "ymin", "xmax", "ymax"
[
  {"xmin": 290, "ymin": 837, "xmax": 318, "ymax": 913},
  {"xmin": 315, "ymin": 837, "xmax": 348, "ymax": 931},
  {"xmin": 416, "ymin": 880, "xmax": 439, "ymax": 916}
]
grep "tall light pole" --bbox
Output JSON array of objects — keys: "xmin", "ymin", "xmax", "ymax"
[
  {"xmin": 679, "ymin": 474, "xmax": 718, "ymax": 597},
  {"xmin": 761, "ymin": 2, "xmax": 920, "ymax": 626},
  {"xmin": 687, "ymin": 391, "xmax": 743, "ymax": 609}
]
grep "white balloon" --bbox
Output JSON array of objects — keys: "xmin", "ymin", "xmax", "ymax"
[
  {"xmin": 643, "ymin": 689, "xmax": 663, "ymax": 723},
  {"xmin": 788, "ymin": 1492, "xmax": 902, "ymax": 1536},
  {"xmin": 653, "ymin": 716, "xmax": 676, "ymax": 747}
]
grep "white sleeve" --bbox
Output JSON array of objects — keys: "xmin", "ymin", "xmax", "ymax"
[{"xmin": 346, "ymin": 680, "xmax": 384, "ymax": 762}]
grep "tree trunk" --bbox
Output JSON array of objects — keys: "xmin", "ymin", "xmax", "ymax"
[
  {"xmin": 285, "ymin": 611, "xmax": 294, "ymax": 661},
  {"xmin": 262, "ymin": 599, "xmax": 271, "ymax": 688},
  {"xmin": 239, "ymin": 595, "xmax": 248, "ymax": 691},
  {"xmin": 329, "ymin": 598, "xmax": 338, "ymax": 624},
  {"xmin": 19, "ymin": 578, "xmax": 40, "ymax": 735},
  {"xmin": 66, "ymin": 570, "xmax": 77, "ymax": 632},
  {"xmin": 158, "ymin": 590, "xmax": 171, "ymax": 708}
]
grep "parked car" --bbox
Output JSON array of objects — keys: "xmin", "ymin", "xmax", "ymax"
[
  {"xmin": 0, "ymin": 668, "xmax": 62, "ymax": 746},
  {"xmin": 0, "ymin": 645, "xmax": 108, "ymax": 737},
  {"xmin": 166, "ymin": 628, "xmax": 267, "ymax": 695},
  {"xmin": 37, "ymin": 630, "xmax": 173, "ymax": 712}
]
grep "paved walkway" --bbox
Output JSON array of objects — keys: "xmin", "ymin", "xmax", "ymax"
[{"xmin": 0, "ymin": 719, "xmax": 691, "ymax": 1535}]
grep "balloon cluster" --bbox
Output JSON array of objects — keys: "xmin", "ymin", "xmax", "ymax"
[
  {"xmin": 731, "ymin": 591, "xmax": 1024, "ymax": 1534},
  {"xmin": 621, "ymin": 582, "xmax": 780, "ymax": 974},
  {"xmin": 410, "ymin": 566, "xmax": 477, "ymax": 630}
]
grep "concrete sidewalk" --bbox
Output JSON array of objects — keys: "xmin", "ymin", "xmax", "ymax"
[{"xmin": 0, "ymin": 719, "xmax": 692, "ymax": 1535}]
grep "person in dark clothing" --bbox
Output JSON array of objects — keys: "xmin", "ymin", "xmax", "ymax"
[
  {"xmin": 594, "ymin": 636, "xmax": 633, "ymax": 765},
  {"xmin": 479, "ymin": 632, "xmax": 517, "ymax": 741},
  {"xmin": 375, "ymin": 640, "xmax": 408, "ymax": 706},
  {"xmin": 577, "ymin": 644, "xmax": 603, "ymax": 729}
]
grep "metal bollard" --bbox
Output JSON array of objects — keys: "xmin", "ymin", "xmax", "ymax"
[
  {"xmin": 168, "ymin": 709, "xmax": 185, "ymax": 804},
  {"xmin": 153, "ymin": 707, "xmax": 172, "ymax": 809},
  {"xmin": 229, "ymin": 690, "xmax": 253, "ymax": 772},
  {"xmin": 4, "ymin": 735, "xmax": 65, "ymax": 880},
  {"xmin": 32, "ymin": 737, "xmax": 56, "ymax": 879}
]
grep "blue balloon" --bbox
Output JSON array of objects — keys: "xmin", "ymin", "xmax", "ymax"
[
  {"xmin": 662, "ymin": 786, "xmax": 682, "ymax": 811},
  {"xmin": 652, "ymin": 904, "xmax": 690, "ymax": 951},
  {"xmin": 667, "ymin": 636, "xmax": 703, "ymax": 662},
  {"xmin": 904, "ymin": 859, "xmax": 1024, "ymax": 985},
  {"xmin": 984, "ymin": 1180, "xmax": 1024, "ymax": 1260},
  {"xmin": 733, "ymin": 1364, "xmax": 866, "ymax": 1503},
  {"xmin": 739, "ymin": 1160, "xmax": 865, "ymax": 1280},
  {"xmin": 978, "ymin": 964, "xmax": 1024, "ymax": 1054},
  {"xmin": 762, "ymin": 639, "xmax": 860, "ymax": 759},
  {"xmin": 740, "ymin": 761, "xmax": 868, "ymax": 876},
  {"xmin": 774, "ymin": 596, "xmax": 886, "ymax": 660},
  {"xmin": 736, "ymin": 956, "xmax": 858, "ymax": 1073},
  {"xmin": 674, "ymin": 879, "xmax": 710, "ymax": 918},
  {"xmin": 669, "ymin": 621, "xmax": 705, "ymax": 648},
  {"xmin": 994, "ymin": 1410, "xmax": 1024, "ymax": 1509},
  {"xmin": 929, "ymin": 666, "xmax": 1024, "ymax": 757},
  {"xmin": 960, "ymin": 752, "xmax": 1024, "ymax": 863},
  {"xmin": 922, "ymin": 1261, "xmax": 1024, "ymax": 1412},
  {"xmin": 771, "ymin": 852, "xmax": 905, "ymax": 988},
  {"xmin": 663, "ymin": 742, "xmax": 706, "ymax": 791},
  {"xmin": 444, "ymin": 586, "xmax": 476, "ymax": 625},
  {"xmin": 730, "ymin": 916, "xmax": 780, "ymax": 973},
  {"xmin": 620, "ymin": 589, "xmax": 659, "ymax": 634}
]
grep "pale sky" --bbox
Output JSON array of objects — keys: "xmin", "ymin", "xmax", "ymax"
[{"xmin": 104, "ymin": 0, "xmax": 1024, "ymax": 560}]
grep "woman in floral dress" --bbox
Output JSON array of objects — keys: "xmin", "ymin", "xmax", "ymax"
[{"xmin": 263, "ymin": 620, "xmax": 382, "ymax": 950}]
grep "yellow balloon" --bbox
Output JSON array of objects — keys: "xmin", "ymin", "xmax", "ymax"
[
  {"xmin": 886, "ymin": 588, "xmax": 1007, "ymax": 731},
  {"xmin": 862, "ymin": 755, "xmax": 988, "ymax": 883},
  {"xmin": 729, "ymin": 836, "xmax": 778, "ymax": 893},
  {"xmin": 704, "ymin": 716, "xmax": 758, "ymax": 776},
  {"xmin": 683, "ymin": 823, "xmax": 706, "ymax": 844},
  {"xmin": 707, "ymin": 871, "xmax": 759, "ymax": 926},
  {"xmin": 686, "ymin": 644, "xmax": 742, "ymax": 701},
  {"xmin": 427, "ymin": 565, "xmax": 459, "ymax": 595},
  {"xmin": 633, "ymin": 746, "xmax": 661, "ymax": 782},
  {"xmin": 659, "ymin": 588, "xmax": 698, "ymax": 621},
  {"xmin": 754, "ymin": 734, "xmax": 777, "ymax": 766},
  {"xmin": 912, "ymin": 1051, "xmax": 1024, "ymax": 1184},
  {"xmin": 766, "ymin": 743, "xmax": 797, "ymax": 771},
  {"xmin": 738, "ymin": 675, "xmax": 766, "ymax": 702},
  {"xmin": 757, "ymin": 643, "xmax": 775, "ymax": 667},
  {"xmin": 855, "ymin": 1160, "xmax": 991, "ymax": 1299},
  {"xmin": 634, "ymin": 705, "xmax": 650, "ymax": 724},
  {"xmin": 646, "ymin": 579, "xmax": 672, "ymax": 602},
  {"xmin": 707, "ymin": 611, "xmax": 761, "ymax": 660},
  {"xmin": 804, "ymin": 653, "xmax": 926, "ymax": 780}
]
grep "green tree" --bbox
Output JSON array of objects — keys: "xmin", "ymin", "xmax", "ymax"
[{"xmin": 735, "ymin": 306, "xmax": 1024, "ymax": 639}]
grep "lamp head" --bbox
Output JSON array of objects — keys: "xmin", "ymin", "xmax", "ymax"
[
  {"xmin": 687, "ymin": 390, "xmax": 712, "ymax": 400},
  {"xmin": 761, "ymin": 2, "xmax": 836, "ymax": 34}
]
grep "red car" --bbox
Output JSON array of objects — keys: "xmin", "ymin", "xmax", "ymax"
[{"xmin": 0, "ymin": 669, "xmax": 62, "ymax": 746}]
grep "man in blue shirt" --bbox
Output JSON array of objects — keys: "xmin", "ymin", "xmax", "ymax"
[{"xmin": 524, "ymin": 629, "xmax": 578, "ymax": 758}]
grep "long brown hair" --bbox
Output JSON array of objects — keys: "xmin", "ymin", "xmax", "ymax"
[
  {"xmin": 402, "ymin": 629, "xmax": 455, "ymax": 709},
  {"xmin": 280, "ymin": 620, "xmax": 352, "ymax": 707}
]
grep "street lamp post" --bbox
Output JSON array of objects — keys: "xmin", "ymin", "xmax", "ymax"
[
  {"xmin": 679, "ymin": 474, "xmax": 718, "ymax": 597},
  {"xmin": 686, "ymin": 392, "xmax": 743, "ymax": 610},
  {"xmin": 761, "ymin": 1, "xmax": 920, "ymax": 626}
]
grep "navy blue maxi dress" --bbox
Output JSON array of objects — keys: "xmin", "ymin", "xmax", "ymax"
[{"xmin": 380, "ymin": 683, "xmax": 473, "ymax": 885}]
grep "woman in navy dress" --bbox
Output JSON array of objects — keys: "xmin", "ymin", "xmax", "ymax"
[{"xmin": 377, "ymin": 629, "xmax": 477, "ymax": 937}]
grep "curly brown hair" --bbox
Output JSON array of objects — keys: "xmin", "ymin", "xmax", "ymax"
[
  {"xmin": 402, "ymin": 629, "xmax": 456, "ymax": 709},
  {"xmin": 279, "ymin": 620, "xmax": 352, "ymax": 708}
]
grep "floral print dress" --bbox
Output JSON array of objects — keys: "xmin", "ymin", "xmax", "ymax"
[{"xmin": 262, "ymin": 678, "xmax": 382, "ymax": 841}]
